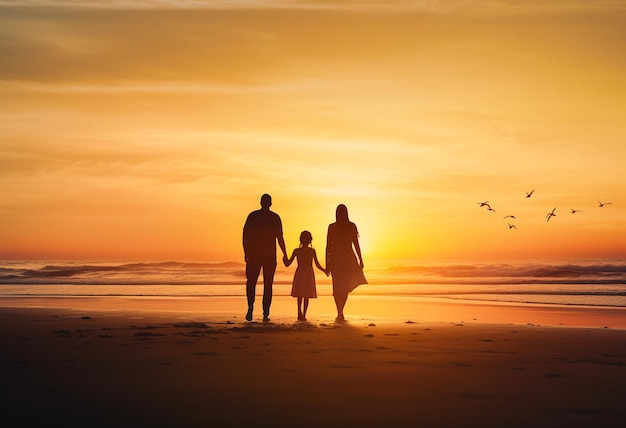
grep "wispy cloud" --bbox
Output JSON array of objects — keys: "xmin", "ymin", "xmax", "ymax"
[
  {"xmin": 3, "ymin": 1, "xmax": 625, "ymax": 87},
  {"xmin": 2, "ymin": 0, "xmax": 625, "ymax": 12},
  {"xmin": 0, "ymin": 1, "xmax": 448, "ymax": 11}
]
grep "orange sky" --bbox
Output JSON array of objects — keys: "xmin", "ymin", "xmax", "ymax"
[{"xmin": 1, "ymin": 1, "xmax": 625, "ymax": 262}]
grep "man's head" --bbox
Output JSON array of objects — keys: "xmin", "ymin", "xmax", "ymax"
[{"xmin": 260, "ymin": 194, "xmax": 272, "ymax": 209}]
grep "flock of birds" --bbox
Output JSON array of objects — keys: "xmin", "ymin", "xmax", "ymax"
[{"xmin": 477, "ymin": 188, "xmax": 613, "ymax": 230}]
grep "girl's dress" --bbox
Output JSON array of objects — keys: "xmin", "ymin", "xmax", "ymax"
[{"xmin": 290, "ymin": 247, "xmax": 318, "ymax": 298}]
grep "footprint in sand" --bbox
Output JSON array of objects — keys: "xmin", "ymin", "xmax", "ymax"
[
  {"xmin": 176, "ymin": 331, "xmax": 204, "ymax": 338},
  {"xmin": 131, "ymin": 325, "xmax": 160, "ymax": 330},
  {"xmin": 133, "ymin": 332, "xmax": 166, "ymax": 340},
  {"xmin": 173, "ymin": 322, "xmax": 209, "ymax": 329}
]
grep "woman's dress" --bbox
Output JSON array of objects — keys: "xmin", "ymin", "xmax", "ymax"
[
  {"xmin": 290, "ymin": 247, "xmax": 318, "ymax": 298},
  {"xmin": 326, "ymin": 222, "xmax": 367, "ymax": 295}
]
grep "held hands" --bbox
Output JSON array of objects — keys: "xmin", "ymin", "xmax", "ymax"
[{"xmin": 282, "ymin": 254, "xmax": 289, "ymax": 267}]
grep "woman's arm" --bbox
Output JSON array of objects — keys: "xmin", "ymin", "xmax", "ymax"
[
  {"xmin": 325, "ymin": 224, "xmax": 332, "ymax": 271},
  {"xmin": 352, "ymin": 224, "xmax": 364, "ymax": 269}
]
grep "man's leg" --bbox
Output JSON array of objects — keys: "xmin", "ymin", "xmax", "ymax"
[
  {"xmin": 261, "ymin": 260, "xmax": 277, "ymax": 321},
  {"xmin": 245, "ymin": 261, "xmax": 262, "ymax": 321}
]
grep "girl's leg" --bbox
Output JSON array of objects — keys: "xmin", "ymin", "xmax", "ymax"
[
  {"xmin": 297, "ymin": 297, "xmax": 304, "ymax": 320},
  {"xmin": 302, "ymin": 298, "xmax": 309, "ymax": 320}
]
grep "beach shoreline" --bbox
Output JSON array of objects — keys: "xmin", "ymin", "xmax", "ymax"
[
  {"xmin": 1, "ymin": 294, "xmax": 625, "ymax": 329},
  {"xmin": 2, "ymin": 296, "xmax": 625, "ymax": 427}
]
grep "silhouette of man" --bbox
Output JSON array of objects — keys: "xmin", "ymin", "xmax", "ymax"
[{"xmin": 243, "ymin": 194, "xmax": 287, "ymax": 322}]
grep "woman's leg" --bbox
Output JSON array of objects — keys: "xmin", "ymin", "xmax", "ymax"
[
  {"xmin": 333, "ymin": 292, "xmax": 348, "ymax": 321},
  {"xmin": 302, "ymin": 298, "xmax": 309, "ymax": 320}
]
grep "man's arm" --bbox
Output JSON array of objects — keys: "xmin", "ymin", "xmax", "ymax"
[
  {"xmin": 277, "ymin": 234, "xmax": 287, "ymax": 259},
  {"xmin": 242, "ymin": 234, "xmax": 248, "ymax": 262},
  {"xmin": 242, "ymin": 215, "xmax": 250, "ymax": 262},
  {"xmin": 276, "ymin": 215, "xmax": 287, "ymax": 262}
]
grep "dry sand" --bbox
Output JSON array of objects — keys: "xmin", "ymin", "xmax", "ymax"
[{"xmin": 1, "ymin": 295, "xmax": 625, "ymax": 428}]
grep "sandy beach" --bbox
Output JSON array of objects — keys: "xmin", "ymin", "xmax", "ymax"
[{"xmin": 1, "ymin": 295, "xmax": 625, "ymax": 428}]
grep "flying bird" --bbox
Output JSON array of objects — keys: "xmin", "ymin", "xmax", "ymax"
[
  {"xmin": 546, "ymin": 207, "xmax": 557, "ymax": 222},
  {"xmin": 598, "ymin": 201, "xmax": 612, "ymax": 207},
  {"xmin": 525, "ymin": 189, "xmax": 535, "ymax": 198},
  {"xmin": 503, "ymin": 215, "xmax": 516, "ymax": 220},
  {"xmin": 507, "ymin": 223, "xmax": 517, "ymax": 230},
  {"xmin": 571, "ymin": 209, "xmax": 582, "ymax": 213},
  {"xmin": 477, "ymin": 201, "xmax": 495, "ymax": 212}
]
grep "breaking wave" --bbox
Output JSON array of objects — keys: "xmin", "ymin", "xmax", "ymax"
[
  {"xmin": 1, "ymin": 259, "xmax": 625, "ymax": 307},
  {"xmin": 0, "ymin": 261, "xmax": 247, "ymax": 285},
  {"xmin": 1, "ymin": 260, "xmax": 625, "ymax": 286}
]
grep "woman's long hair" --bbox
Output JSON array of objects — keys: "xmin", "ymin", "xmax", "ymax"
[
  {"xmin": 335, "ymin": 204, "xmax": 359, "ymax": 237},
  {"xmin": 335, "ymin": 204, "xmax": 349, "ymax": 223}
]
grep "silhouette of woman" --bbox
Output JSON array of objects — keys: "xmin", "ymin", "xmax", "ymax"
[{"xmin": 325, "ymin": 204, "xmax": 367, "ymax": 321}]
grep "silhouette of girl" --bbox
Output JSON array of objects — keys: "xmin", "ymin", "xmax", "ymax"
[
  {"xmin": 285, "ymin": 230, "xmax": 327, "ymax": 321},
  {"xmin": 325, "ymin": 204, "xmax": 367, "ymax": 321}
]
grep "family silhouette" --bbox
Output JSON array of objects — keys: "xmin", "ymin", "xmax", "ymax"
[{"xmin": 242, "ymin": 194, "xmax": 367, "ymax": 322}]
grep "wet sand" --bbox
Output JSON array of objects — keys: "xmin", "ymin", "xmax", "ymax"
[{"xmin": 1, "ymin": 295, "xmax": 625, "ymax": 427}]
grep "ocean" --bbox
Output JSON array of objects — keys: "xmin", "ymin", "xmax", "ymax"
[{"xmin": 1, "ymin": 259, "xmax": 626, "ymax": 308}]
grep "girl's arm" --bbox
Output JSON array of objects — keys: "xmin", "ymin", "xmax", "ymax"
[
  {"xmin": 312, "ymin": 249, "xmax": 327, "ymax": 274},
  {"xmin": 284, "ymin": 249, "xmax": 296, "ymax": 267}
]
